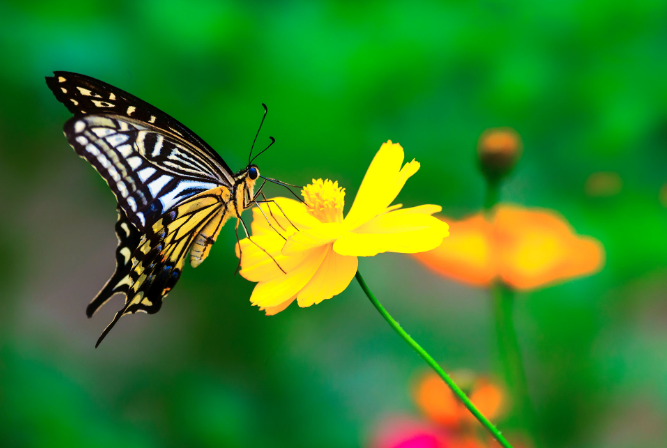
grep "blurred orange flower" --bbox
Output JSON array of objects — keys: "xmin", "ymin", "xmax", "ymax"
[
  {"xmin": 371, "ymin": 372, "xmax": 510, "ymax": 448},
  {"xmin": 414, "ymin": 371, "xmax": 504, "ymax": 430},
  {"xmin": 412, "ymin": 205, "xmax": 604, "ymax": 290}
]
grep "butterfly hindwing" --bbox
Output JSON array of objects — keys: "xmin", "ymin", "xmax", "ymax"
[
  {"xmin": 93, "ymin": 190, "xmax": 229, "ymax": 347},
  {"xmin": 87, "ymin": 207, "xmax": 141, "ymax": 318}
]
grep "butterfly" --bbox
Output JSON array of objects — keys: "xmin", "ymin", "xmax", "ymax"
[{"xmin": 46, "ymin": 71, "xmax": 290, "ymax": 347}]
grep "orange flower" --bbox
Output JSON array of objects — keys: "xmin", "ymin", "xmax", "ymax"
[
  {"xmin": 413, "ymin": 205, "xmax": 604, "ymax": 290},
  {"xmin": 414, "ymin": 371, "xmax": 504, "ymax": 430},
  {"xmin": 372, "ymin": 371, "xmax": 518, "ymax": 448}
]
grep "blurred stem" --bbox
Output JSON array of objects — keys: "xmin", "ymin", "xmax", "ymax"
[
  {"xmin": 355, "ymin": 270, "xmax": 514, "ymax": 448},
  {"xmin": 492, "ymin": 283, "xmax": 539, "ymax": 444},
  {"xmin": 484, "ymin": 177, "xmax": 539, "ymax": 445},
  {"xmin": 483, "ymin": 179, "xmax": 500, "ymax": 214}
]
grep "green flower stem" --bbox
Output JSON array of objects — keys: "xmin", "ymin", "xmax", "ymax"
[
  {"xmin": 483, "ymin": 179, "xmax": 500, "ymax": 214},
  {"xmin": 484, "ymin": 177, "xmax": 539, "ymax": 445},
  {"xmin": 355, "ymin": 270, "xmax": 514, "ymax": 448},
  {"xmin": 492, "ymin": 283, "xmax": 539, "ymax": 443}
]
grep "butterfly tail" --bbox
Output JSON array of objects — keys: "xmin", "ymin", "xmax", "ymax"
[
  {"xmin": 94, "ymin": 305, "xmax": 128, "ymax": 348},
  {"xmin": 87, "ymin": 207, "xmax": 141, "ymax": 318}
]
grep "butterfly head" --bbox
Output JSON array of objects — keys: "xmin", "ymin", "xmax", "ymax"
[
  {"xmin": 238, "ymin": 164, "xmax": 261, "ymax": 209},
  {"xmin": 247, "ymin": 165, "xmax": 259, "ymax": 181}
]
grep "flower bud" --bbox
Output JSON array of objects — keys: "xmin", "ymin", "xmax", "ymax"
[
  {"xmin": 477, "ymin": 127, "xmax": 522, "ymax": 183},
  {"xmin": 585, "ymin": 172, "xmax": 622, "ymax": 198},
  {"xmin": 661, "ymin": 184, "xmax": 667, "ymax": 207}
]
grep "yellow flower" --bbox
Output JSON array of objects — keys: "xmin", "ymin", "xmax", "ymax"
[{"xmin": 236, "ymin": 141, "xmax": 450, "ymax": 315}]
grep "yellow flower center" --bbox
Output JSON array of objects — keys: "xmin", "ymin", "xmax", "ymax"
[{"xmin": 302, "ymin": 179, "xmax": 345, "ymax": 223}]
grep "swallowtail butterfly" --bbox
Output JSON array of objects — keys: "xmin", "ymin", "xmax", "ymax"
[{"xmin": 46, "ymin": 71, "xmax": 281, "ymax": 347}]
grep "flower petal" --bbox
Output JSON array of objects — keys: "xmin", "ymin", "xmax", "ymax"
[
  {"xmin": 494, "ymin": 206, "xmax": 605, "ymax": 290},
  {"xmin": 344, "ymin": 141, "xmax": 420, "ymax": 228},
  {"xmin": 296, "ymin": 246, "xmax": 358, "ymax": 307},
  {"xmin": 249, "ymin": 245, "xmax": 329, "ymax": 309},
  {"xmin": 237, "ymin": 234, "xmax": 312, "ymax": 282},
  {"xmin": 466, "ymin": 380, "xmax": 504, "ymax": 422},
  {"xmin": 282, "ymin": 222, "xmax": 345, "ymax": 255},
  {"xmin": 262, "ymin": 297, "xmax": 296, "ymax": 315},
  {"xmin": 367, "ymin": 204, "xmax": 441, "ymax": 220},
  {"xmin": 250, "ymin": 197, "xmax": 320, "ymax": 237},
  {"xmin": 334, "ymin": 206, "xmax": 449, "ymax": 257},
  {"xmin": 412, "ymin": 214, "xmax": 496, "ymax": 287},
  {"xmin": 237, "ymin": 234, "xmax": 283, "ymax": 266},
  {"xmin": 414, "ymin": 371, "xmax": 461, "ymax": 428},
  {"xmin": 411, "ymin": 205, "xmax": 605, "ymax": 290}
]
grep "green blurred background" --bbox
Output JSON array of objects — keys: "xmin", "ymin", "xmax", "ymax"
[{"xmin": 1, "ymin": 1, "xmax": 667, "ymax": 447}]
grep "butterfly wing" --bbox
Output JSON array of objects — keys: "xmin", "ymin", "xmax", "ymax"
[
  {"xmin": 46, "ymin": 71, "xmax": 235, "ymax": 183},
  {"xmin": 63, "ymin": 114, "xmax": 226, "ymax": 230},
  {"xmin": 86, "ymin": 207, "xmax": 142, "ymax": 318},
  {"xmin": 46, "ymin": 72, "xmax": 239, "ymax": 346},
  {"xmin": 94, "ymin": 190, "xmax": 229, "ymax": 347}
]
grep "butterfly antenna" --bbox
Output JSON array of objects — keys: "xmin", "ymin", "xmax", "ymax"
[
  {"xmin": 249, "ymin": 103, "xmax": 268, "ymax": 164},
  {"xmin": 250, "ymin": 136, "xmax": 275, "ymax": 164}
]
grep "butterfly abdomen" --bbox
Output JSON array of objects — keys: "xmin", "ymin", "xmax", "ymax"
[
  {"xmin": 190, "ymin": 208, "xmax": 226, "ymax": 267},
  {"xmin": 189, "ymin": 189, "xmax": 233, "ymax": 268}
]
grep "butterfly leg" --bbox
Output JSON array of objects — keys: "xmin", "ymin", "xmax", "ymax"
[
  {"xmin": 234, "ymin": 185, "xmax": 287, "ymax": 274},
  {"xmin": 234, "ymin": 219, "xmax": 243, "ymax": 276},
  {"xmin": 249, "ymin": 178, "xmax": 268, "ymax": 204},
  {"xmin": 253, "ymin": 198, "xmax": 300, "ymax": 231},
  {"xmin": 244, "ymin": 181, "xmax": 290, "ymax": 237},
  {"xmin": 252, "ymin": 202, "xmax": 287, "ymax": 240},
  {"xmin": 236, "ymin": 215, "xmax": 286, "ymax": 275},
  {"xmin": 259, "ymin": 191, "xmax": 286, "ymax": 232},
  {"xmin": 246, "ymin": 177, "xmax": 299, "ymax": 232}
]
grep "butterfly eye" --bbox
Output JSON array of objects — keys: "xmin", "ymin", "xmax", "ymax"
[{"xmin": 248, "ymin": 166, "xmax": 259, "ymax": 180}]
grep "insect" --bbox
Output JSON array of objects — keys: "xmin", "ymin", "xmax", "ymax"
[{"xmin": 46, "ymin": 71, "xmax": 291, "ymax": 347}]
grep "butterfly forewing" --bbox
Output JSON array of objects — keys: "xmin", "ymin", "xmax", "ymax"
[
  {"xmin": 46, "ymin": 71, "xmax": 235, "ymax": 184},
  {"xmin": 64, "ymin": 114, "xmax": 224, "ymax": 230}
]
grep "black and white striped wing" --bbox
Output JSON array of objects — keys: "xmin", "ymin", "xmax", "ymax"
[
  {"xmin": 64, "ymin": 114, "xmax": 224, "ymax": 231},
  {"xmin": 45, "ymin": 71, "xmax": 235, "ymax": 185}
]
